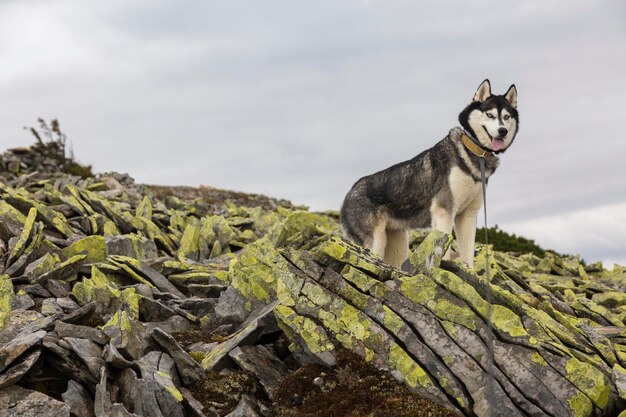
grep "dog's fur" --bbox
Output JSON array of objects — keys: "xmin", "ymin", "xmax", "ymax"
[{"xmin": 340, "ymin": 79, "xmax": 519, "ymax": 268}]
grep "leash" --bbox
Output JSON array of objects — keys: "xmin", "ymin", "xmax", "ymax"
[{"xmin": 479, "ymin": 158, "xmax": 496, "ymax": 416}]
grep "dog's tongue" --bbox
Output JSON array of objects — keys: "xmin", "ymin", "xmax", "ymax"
[{"xmin": 492, "ymin": 138, "xmax": 505, "ymax": 152}]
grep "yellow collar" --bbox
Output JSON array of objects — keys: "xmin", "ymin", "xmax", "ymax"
[{"xmin": 461, "ymin": 132, "xmax": 497, "ymax": 160}]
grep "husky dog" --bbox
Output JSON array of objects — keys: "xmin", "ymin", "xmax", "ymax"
[{"xmin": 340, "ymin": 79, "xmax": 518, "ymax": 269}]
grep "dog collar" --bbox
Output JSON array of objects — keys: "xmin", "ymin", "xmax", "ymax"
[{"xmin": 461, "ymin": 132, "xmax": 497, "ymax": 160}]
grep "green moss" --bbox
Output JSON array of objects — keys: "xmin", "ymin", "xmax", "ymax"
[{"xmin": 189, "ymin": 351, "xmax": 205, "ymax": 363}]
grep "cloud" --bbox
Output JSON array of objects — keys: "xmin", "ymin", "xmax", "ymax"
[
  {"xmin": 502, "ymin": 202, "xmax": 626, "ymax": 267},
  {"xmin": 1, "ymin": 0, "xmax": 625, "ymax": 264}
]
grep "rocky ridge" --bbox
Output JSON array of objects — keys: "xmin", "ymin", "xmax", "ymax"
[{"xmin": 1, "ymin": 142, "xmax": 626, "ymax": 417}]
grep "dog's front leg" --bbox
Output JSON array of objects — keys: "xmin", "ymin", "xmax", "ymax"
[{"xmin": 455, "ymin": 207, "xmax": 480, "ymax": 268}]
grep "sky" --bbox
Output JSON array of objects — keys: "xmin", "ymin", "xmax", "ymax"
[{"xmin": 1, "ymin": 0, "xmax": 625, "ymax": 266}]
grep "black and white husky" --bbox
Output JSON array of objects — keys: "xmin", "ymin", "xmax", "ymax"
[{"xmin": 340, "ymin": 79, "xmax": 519, "ymax": 269}]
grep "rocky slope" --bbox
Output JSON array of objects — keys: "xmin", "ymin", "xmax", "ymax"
[{"xmin": 1, "ymin": 141, "xmax": 626, "ymax": 417}]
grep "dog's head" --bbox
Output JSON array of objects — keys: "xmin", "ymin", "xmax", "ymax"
[{"xmin": 459, "ymin": 79, "xmax": 519, "ymax": 154}]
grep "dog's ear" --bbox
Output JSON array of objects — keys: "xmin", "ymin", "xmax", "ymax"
[
  {"xmin": 473, "ymin": 79, "xmax": 491, "ymax": 102},
  {"xmin": 504, "ymin": 84, "xmax": 518, "ymax": 108}
]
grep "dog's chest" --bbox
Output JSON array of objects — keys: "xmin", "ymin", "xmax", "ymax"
[{"xmin": 448, "ymin": 166, "xmax": 483, "ymax": 213}]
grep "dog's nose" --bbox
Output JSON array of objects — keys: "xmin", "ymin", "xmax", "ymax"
[{"xmin": 498, "ymin": 127, "xmax": 508, "ymax": 137}]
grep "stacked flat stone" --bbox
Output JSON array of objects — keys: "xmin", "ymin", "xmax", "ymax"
[{"xmin": 1, "ymin": 162, "xmax": 626, "ymax": 416}]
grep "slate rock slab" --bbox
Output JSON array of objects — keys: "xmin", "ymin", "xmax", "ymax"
[
  {"xmin": 55, "ymin": 321, "xmax": 109, "ymax": 345},
  {"xmin": 62, "ymin": 380, "xmax": 95, "ymax": 417},
  {"xmin": 151, "ymin": 328, "xmax": 206, "ymax": 386},
  {"xmin": 0, "ymin": 385, "xmax": 71, "ymax": 417},
  {"xmin": 0, "ymin": 349, "xmax": 41, "ymax": 389},
  {"xmin": 0, "ymin": 329, "xmax": 45, "ymax": 372},
  {"xmin": 215, "ymin": 287, "xmax": 248, "ymax": 326},
  {"xmin": 224, "ymin": 394, "xmax": 262, "ymax": 417},
  {"xmin": 229, "ymin": 345, "xmax": 288, "ymax": 400},
  {"xmin": 201, "ymin": 300, "xmax": 281, "ymax": 371}
]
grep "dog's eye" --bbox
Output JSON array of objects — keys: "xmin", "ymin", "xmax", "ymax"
[
  {"xmin": 503, "ymin": 115, "xmax": 510, "ymax": 120},
  {"xmin": 486, "ymin": 113, "xmax": 495, "ymax": 119}
]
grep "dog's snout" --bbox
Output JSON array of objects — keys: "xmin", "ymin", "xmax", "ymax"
[{"xmin": 498, "ymin": 127, "xmax": 508, "ymax": 137}]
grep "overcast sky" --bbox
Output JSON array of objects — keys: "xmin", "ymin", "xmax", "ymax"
[{"xmin": 1, "ymin": 0, "xmax": 625, "ymax": 266}]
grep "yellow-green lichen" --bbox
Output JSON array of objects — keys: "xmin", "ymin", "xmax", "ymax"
[
  {"xmin": 155, "ymin": 371, "xmax": 184, "ymax": 401},
  {"xmin": 0, "ymin": 275, "xmax": 14, "ymax": 330},
  {"xmin": 531, "ymin": 352, "xmax": 548, "ymax": 366},
  {"xmin": 341, "ymin": 265, "xmax": 378, "ymax": 293},
  {"xmin": 61, "ymin": 235, "xmax": 107, "ymax": 263},
  {"xmin": 399, "ymin": 274, "xmax": 438, "ymax": 306},
  {"xmin": 339, "ymin": 305, "xmax": 370, "ymax": 341},
  {"xmin": 6, "ymin": 207, "xmax": 37, "ymax": 265},
  {"xmin": 490, "ymin": 305, "xmax": 528, "ymax": 338},
  {"xmin": 275, "ymin": 305, "xmax": 334, "ymax": 354},
  {"xmin": 565, "ymin": 358, "xmax": 610, "ymax": 409},
  {"xmin": 433, "ymin": 299, "xmax": 477, "ymax": 331},
  {"xmin": 383, "ymin": 306, "xmax": 405, "ymax": 335},
  {"xmin": 408, "ymin": 230, "xmax": 452, "ymax": 272},
  {"xmin": 388, "ymin": 344, "xmax": 434, "ymax": 389},
  {"xmin": 567, "ymin": 391, "xmax": 593, "ymax": 417}
]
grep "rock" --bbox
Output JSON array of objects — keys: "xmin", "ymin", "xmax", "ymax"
[
  {"xmin": 94, "ymin": 366, "xmax": 111, "ymax": 417},
  {"xmin": 188, "ymin": 284, "xmax": 228, "ymax": 298},
  {"xmin": 43, "ymin": 335, "xmax": 99, "ymax": 388},
  {"xmin": 228, "ymin": 345, "xmax": 288, "ymax": 399},
  {"xmin": 55, "ymin": 321, "xmax": 109, "ymax": 344},
  {"xmin": 405, "ymin": 230, "xmax": 453, "ymax": 273},
  {"xmin": 10, "ymin": 293, "xmax": 35, "ymax": 310},
  {"xmin": 224, "ymin": 394, "xmax": 262, "ymax": 417},
  {"xmin": 0, "ymin": 309, "xmax": 43, "ymax": 345},
  {"xmin": 46, "ymin": 279, "xmax": 71, "ymax": 298},
  {"xmin": 101, "ymin": 310, "xmax": 148, "ymax": 360},
  {"xmin": 0, "ymin": 385, "xmax": 71, "ymax": 417},
  {"xmin": 215, "ymin": 287, "xmax": 248, "ymax": 326},
  {"xmin": 592, "ymin": 291, "xmax": 626, "ymax": 308},
  {"xmin": 139, "ymin": 297, "xmax": 180, "ymax": 322},
  {"xmin": 63, "ymin": 337, "xmax": 105, "ymax": 379},
  {"xmin": 151, "ymin": 328, "xmax": 206, "ymax": 386},
  {"xmin": 0, "ymin": 330, "xmax": 45, "ymax": 372},
  {"xmin": 62, "ymin": 380, "xmax": 95, "ymax": 417},
  {"xmin": 3, "ymin": 140, "xmax": 626, "ymax": 417},
  {"xmin": 106, "ymin": 234, "xmax": 158, "ymax": 260},
  {"xmin": 201, "ymin": 300, "xmax": 281, "ymax": 371},
  {"xmin": 111, "ymin": 256, "xmax": 185, "ymax": 298},
  {"xmin": 0, "ymin": 349, "xmax": 41, "ymax": 389},
  {"xmin": 103, "ymin": 342, "xmax": 133, "ymax": 368},
  {"xmin": 143, "ymin": 316, "xmax": 195, "ymax": 335},
  {"xmin": 180, "ymin": 387, "xmax": 211, "ymax": 417},
  {"xmin": 0, "ymin": 275, "xmax": 11, "ymax": 330},
  {"xmin": 135, "ymin": 351, "xmax": 186, "ymax": 417}
]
